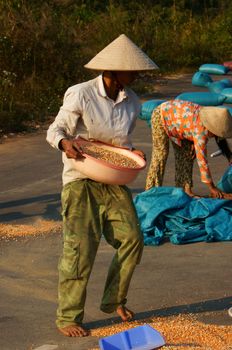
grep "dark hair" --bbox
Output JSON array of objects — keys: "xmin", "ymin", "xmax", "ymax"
[{"xmin": 215, "ymin": 136, "xmax": 232, "ymax": 162}]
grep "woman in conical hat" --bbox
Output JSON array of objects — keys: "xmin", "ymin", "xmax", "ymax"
[
  {"xmin": 145, "ymin": 99, "xmax": 232, "ymax": 198},
  {"xmin": 47, "ymin": 34, "xmax": 158, "ymax": 337}
]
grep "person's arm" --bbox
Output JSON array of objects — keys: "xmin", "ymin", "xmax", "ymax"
[
  {"xmin": 194, "ymin": 136, "xmax": 223, "ymax": 198},
  {"xmin": 131, "ymin": 147, "xmax": 146, "ymax": 160},
  {"xmin": 206, "ymin": 182, "xmax": 224, "ymax": 198},
  {"xmin": 128, "ymin": 94, "xmax": 146, "ymax": 159},
  {"xmin": 46, "ymin": 89, "xmax": 84, "ymax": 159}
]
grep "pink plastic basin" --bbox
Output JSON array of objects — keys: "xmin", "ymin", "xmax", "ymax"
[{"xmin": 73, "ymin": 137, "xmax": 146, "ymax": 185}]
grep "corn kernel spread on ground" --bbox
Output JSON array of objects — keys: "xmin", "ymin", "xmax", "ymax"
[
  {"xmin": 0, "ymin": 220, "xmax": 62, "ymax": 241},
  {"xmin": 1, "ymin": 222, "xmax": 231, "ymax": 350},
  {"xmin": 90, "ymin": 314, "xmax": 232, "ymax": 350},
  {"xmin": 82, "ymin": 144, "xmax": 140, "ymax": 168}
]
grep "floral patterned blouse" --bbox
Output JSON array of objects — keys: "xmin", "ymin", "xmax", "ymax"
[{"xmin": 160, "ymin": 99, "xmax": 213, "ymax": 184}]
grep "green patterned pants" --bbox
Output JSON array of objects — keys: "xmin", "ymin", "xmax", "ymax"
[
  {"xmin": 146, "ymin": 107, "xmax": 194, "ymax": 190},
  {"xmin": 56, "ymin": 179, "xmax": 143, "ymax": 328}
]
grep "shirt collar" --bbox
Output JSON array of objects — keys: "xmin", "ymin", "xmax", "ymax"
[
  {"xmin": 98, "ymin": 75, "xmax": 107, "ymax": 97},
  {"xmin": 97, "ymin": 74, "xmax": 128, "ymax": 103}
]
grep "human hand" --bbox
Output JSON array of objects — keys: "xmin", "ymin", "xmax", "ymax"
[
  {"xmin": 60, "ymin": 139, "xmax": 85, "ymax": 159},
  {"xmin": 209, "ymin": 184, "xmax": 224, "ymax": 199},
  {"xmin": 132, "ymin": 148, "xmax": 146, "ymax": 161}
]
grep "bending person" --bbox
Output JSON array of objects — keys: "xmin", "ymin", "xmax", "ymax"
[
  {"xmin": 145, "ymin": 99, "xmax": 232, "ymax": 198},
  {"xmin": 46, "ymin": 34, "xmax": 158, "ymax": 337}
]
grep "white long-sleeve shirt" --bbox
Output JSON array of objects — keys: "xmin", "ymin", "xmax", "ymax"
[{"xmin": 46, "ymin": 75, "xmax": 141, "ymax": 185}]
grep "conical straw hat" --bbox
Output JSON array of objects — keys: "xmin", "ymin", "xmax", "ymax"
[
  {"xmin": 84, "ymin": 34, "xmax": 159, "ymax": 71},
  {"xmin": 199, "ymin": 106, "xmax": 232, "ymax": 138}
]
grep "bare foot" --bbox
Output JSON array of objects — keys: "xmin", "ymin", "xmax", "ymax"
[
  {"xmin": 116, "ymin": 305, "xmax": 134, "ymax": 322},
  {"xmin": 184, "ymin": 187, "xmax": 201, "ymax": 198},
  {"xmin": 184, "ymin": 185, "xmax": 199, "ymax": 198},
  {"xmin": 184, "ymin": 190, "xmax": 201, "ymax": 198},
  {"xmin": 58, "ymin": 324, "xmax": 89, "ymax": 337}
]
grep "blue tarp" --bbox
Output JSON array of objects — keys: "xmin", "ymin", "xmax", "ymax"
[{"xmin": 133, "ymin": 187, "xmax": 232, "ymax": 245}]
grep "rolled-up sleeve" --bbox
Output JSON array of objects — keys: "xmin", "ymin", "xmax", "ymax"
[
  {"xmin": 46, "ymin": 89, "xmax": 82, "ymax": 150},
  {"xmin": 193, "ymin": 134, "xmax": 212, "ymax": 184}
]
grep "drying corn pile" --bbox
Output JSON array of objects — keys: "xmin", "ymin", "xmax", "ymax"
[
  {"xmin": 90, "ymin": 314, "xmax": 232, "ymax": 350},
  {"xmin": 0, "ymin": 219, "xmax": 62, "ymax": 241},
  {"xmin": 82, "ymin": 144, "xmax": 140, "ymax": 168},
  {"xmin": 1, "ymin": 224, "xmax": 231, "ymax": 350}
]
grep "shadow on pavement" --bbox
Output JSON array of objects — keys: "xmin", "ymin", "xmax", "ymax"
[
  {"xmin": 130, "ymin": 188, "xmax": 144, "ymax": 194},
  {"xmin": 0, "ymin": 193, "xmax": 61, "ymax": 209},
  {"xmin": 0, "ymin": 193, "xmax": 61, "ymax": 222},
  {"xmin": 86, "ymin": 296, "xmax": 232, "ymax": 330},
  {"xmin": 0, "ymin": 191, "xmax": 145, "ymax": 222}
]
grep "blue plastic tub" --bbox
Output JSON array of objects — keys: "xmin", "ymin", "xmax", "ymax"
[{"xmin": 99, "ymin": 324, "xmax": 165, "ymax": 350}]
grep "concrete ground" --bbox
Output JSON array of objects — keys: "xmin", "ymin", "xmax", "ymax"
[{"xmin": 0, "ymin": 73, "xmax": 231, "ymax": 350}]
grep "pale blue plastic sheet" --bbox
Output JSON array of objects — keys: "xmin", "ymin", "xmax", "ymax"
[
  {"xmin": 221, "ymin": 88, "xmax": 232, "ymax": 103},
  {"xmin": 218, "ymin": 105, "xmax": 232, "ymax": 115},
  {"xmin": 220, "ymin": 78, "xmax": 232, "ymax": 86},
  {"xmin": 175, "ymin": 92, "xmax": 226, "ymax": 106},
  {"xmin": 217, "ymin": 165, "xmax": 232, "ymax": 193},
  {"xmin": 139, "ymin": 99, "xmax": 166, "ymax": 127},
  {"xmin": 133, "ymin": 187, "xmax": 232, "ymax": 245},
  {"xmin": 192, "ymin": 71, "xmax": 212, "ymax": 87},
  {"xmin": 208, "ymin": 80, "xmax": 232, "ymax": 94},
  {"xmin": 199, "ymin": 63, "xmax": 229, "ymax": 75}
]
